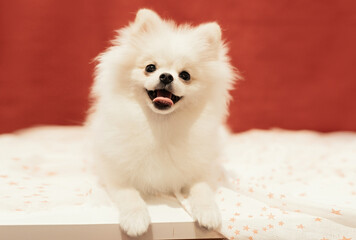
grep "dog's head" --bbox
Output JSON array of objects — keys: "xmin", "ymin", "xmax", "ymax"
[{"xmin": 95, "ymin": 9, "xmax": 236, "ymax": 116}]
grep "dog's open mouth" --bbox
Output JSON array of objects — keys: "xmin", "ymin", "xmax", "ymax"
[{"xmin": 146, "ymin": 89, "xmax": 181, "ymax": 110}]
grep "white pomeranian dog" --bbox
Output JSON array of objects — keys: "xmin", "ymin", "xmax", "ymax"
[{"xmin": 87, "ymin": 9, "xmax": 237, "ymax": 237}]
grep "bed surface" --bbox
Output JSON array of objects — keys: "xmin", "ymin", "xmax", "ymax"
[{"xmin": 0, "ymin": 126, "xmax": 355, "ymax": 239}]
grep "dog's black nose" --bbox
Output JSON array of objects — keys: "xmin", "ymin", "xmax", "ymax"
[{"xmin": 159, "ymin": 73, "xmax": 174, "ymax": 85}]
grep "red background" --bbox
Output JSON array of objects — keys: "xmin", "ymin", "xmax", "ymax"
[{"xmin": 1, "ymin": 0, "xmax": 355, "ymax": 133}]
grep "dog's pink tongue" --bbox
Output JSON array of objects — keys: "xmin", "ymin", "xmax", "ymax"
[{"xmin": 153, "ymin": 90, "xmax": 173, "ymax": 106}]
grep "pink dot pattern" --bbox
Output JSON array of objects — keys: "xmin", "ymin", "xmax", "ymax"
[
  {"xmin": 1, "ymin": 127, "xmax": 356, "ymax": 239},
  {"xmin": 177, "ymin": 130, "xmax": 356, "ymax": 240},
  {"xmin": 0, "ymin": 127, "xmax": 96, "ymax": 214}
]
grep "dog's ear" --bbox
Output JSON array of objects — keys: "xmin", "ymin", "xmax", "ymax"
[
  {"xmin": 132, "ymin": 9, "xmax": 162, "ymax": 34},
  {"xmin": 195, "ymin": 22, "xmax": 222, "ymax": 59},
  {"xmin": 196, "ymin": 22, "xmax": 222, "ymax": 47}
]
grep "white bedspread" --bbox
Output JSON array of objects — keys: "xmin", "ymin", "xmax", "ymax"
[
  {"xmin": 0, "ymin": 126, "xmax": 355, "ymax": 239},
  {"xmin": 0, "ymin": 126, "xmax": 192, "ymax": 226}
]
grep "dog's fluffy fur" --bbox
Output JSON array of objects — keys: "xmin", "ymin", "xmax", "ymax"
[{"xmin": 87, "ymin": 9, "xmax": 236, "ymax": 236}]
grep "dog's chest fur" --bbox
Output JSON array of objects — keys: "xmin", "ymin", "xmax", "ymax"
[{"xmin": 91, "ymin": 103, "xmax": 219, "ymax": 194}]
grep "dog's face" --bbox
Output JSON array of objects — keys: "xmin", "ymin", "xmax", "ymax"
[{"xmin": 127, "ymin": 9, "xmax": 227, "ymax": 114}]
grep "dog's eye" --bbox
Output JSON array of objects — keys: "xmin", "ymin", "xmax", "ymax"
[
  {"xmin": 179, "ymin": 71, "xmax": 190, "ymax": 81},
  {"xmin": 145, "ymin": 64, "xmax": 156, "ymax": 73}
]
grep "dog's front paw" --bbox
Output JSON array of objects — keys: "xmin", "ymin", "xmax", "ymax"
[
  {"xmin": 191, "ymin": 202, "xmax": 221, "ymax": 230},
  {"xmin": 120, "ymin": 206, "xmax": 151, "ymax": 237}
]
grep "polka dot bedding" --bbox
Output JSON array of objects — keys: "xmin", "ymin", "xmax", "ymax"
[
  {"xmin": 0, "ymin": 126, "xmax": 355, "ymax": 239},
  {"xmin": 177, "ymin": 130, "xmax": 356, "ymax": 240}
]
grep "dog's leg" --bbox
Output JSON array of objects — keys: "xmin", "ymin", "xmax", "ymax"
[
  {"xmin": 188, "ymin": 182, "xmax": 221, "ymax": 229},
  {"xmin": 110, "ymin": 187, "xmax": 150, "ymax": 237}
]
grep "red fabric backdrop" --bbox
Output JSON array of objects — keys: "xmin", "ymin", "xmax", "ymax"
[{"xmin": 1, "ymin": 0, "xmax": 355, "ymax": 133}]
